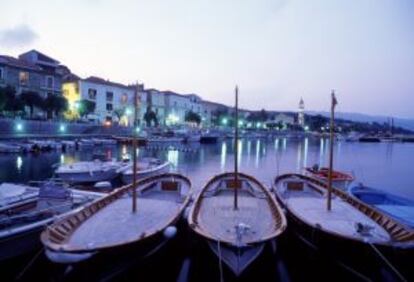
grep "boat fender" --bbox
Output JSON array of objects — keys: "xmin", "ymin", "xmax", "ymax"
[
  {"xmin": 45, "ymin": 249, "xmax": 95, "ymax": 264},
  {"xmin": 183, "ymin": 206, "xmax": 191, "ymax": 220},
  {"xmin": 164, "ymin": 226, "xmax": 177, "ymax": 239}
]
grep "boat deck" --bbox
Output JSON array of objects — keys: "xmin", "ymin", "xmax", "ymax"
[
  {"xmin": 197, "ymin": 190, "xmax": 276, "ymax": 245},
  {"xmin": 66, "ymin": 191, "xmax": 182, "ymax": 250},
  {"xmin": 281, "ymin": 183, "xmax": 391, "ymax": 242}
]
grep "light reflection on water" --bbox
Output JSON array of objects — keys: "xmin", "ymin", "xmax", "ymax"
[{"xmin": 0, "ymin": 138, "xmax": 413, "ymax": 200}]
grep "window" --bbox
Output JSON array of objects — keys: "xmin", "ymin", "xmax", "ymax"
[
  {"xmin": 88, "ymin": 88, "xmax": 97, "ymax": 99},
  {"xmin": 121, "ymin": 93, "xmax": 128, "ymax": 104},
  {"xmin": 106, "ymin": 103, "xmax": 113, "ymax": 111},
  {"xmin": 106, "ymin": 91, "xmax": 113, "ymax": 101},
  {"xmin": 46, "ymin": 76, "xmax": 54, "ymax": 89},
  {"xmin": 19, "ymin": 71, "xmax": 29, "ymax": 86}
]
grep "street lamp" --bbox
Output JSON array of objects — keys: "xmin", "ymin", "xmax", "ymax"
[
  {"xmin": 59, "ymin": 124, "xmax": 66, "ymax": 133},
  {"xmin": 221, "ymin": 118, "xmax": 228, "ymax": 126},
  {"xmin": 16, "ymin": 123, "xmax": 23, "ymax": 132}
]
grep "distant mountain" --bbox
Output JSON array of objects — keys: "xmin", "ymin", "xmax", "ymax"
[{"xmin": 307, "ymin": 111, "xmax": 414, "ymax": 131}]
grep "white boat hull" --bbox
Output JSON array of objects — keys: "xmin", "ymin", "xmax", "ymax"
[
  {"xmin": 56, "ymin": 169, "xmax": 118, "ymax": 183},
  {"xmin": 208, "ymin": 241, "xmax": 265, "ymax": 276},
  {"xmin": 121, "ymin": 163, "xmax": 169, "ymax": 184}
]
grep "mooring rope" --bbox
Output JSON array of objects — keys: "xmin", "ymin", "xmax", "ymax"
[
  {"xmin": 217, "ymin": 240, "xmax": 224, "ymax": 282},
  {"xmin": 368, "ymin": 242, "xmax": 407, "ymax": 282},
  {"xmin": 15, "ymin": 247, "xmax": 44, "ymax": 280}
]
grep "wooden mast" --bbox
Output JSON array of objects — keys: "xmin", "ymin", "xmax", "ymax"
[
  {"xmin": 327, "ymin": 90, "xmax": 337, "ymax": 211},
  {"xmin": 132, "ymin": 82, "xmax": 139, "ymax": 213},
  {"xmin": 233, "ymin": 85, "xmax": 239, "ymax": 210}
]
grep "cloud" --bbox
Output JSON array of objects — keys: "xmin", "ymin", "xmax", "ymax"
[{"xmin": 0, "ymin": 24, "xmax": 38, "ymax": 48}]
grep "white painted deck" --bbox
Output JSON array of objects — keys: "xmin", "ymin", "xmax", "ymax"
[
  {"xmin": 67, "ymin": 192, "xmax": 181, "ymax": 250},
  {"xmin": 197, "ymin": 190, "xmax": 276, "ymax": 244},
  {"xmin": 282, "ymin": 184, "xmax": 391, "ymax": 243}
]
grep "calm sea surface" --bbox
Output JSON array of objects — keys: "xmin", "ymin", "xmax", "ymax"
[
  {"xmin": 2, "ymin": 137, "xmax": 414, "ymax": 281},
  {"xmin": 1, "ymin": 137, "xmax": 413, "ymax": 200}
]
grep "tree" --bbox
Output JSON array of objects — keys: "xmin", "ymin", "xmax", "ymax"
[
  {"xmin": 20, "ymin": 91, "xmax": 43, "ymax": 118},
  {"xmin": 43, "ymin": 94, "xmax": 68, "ymax": 119},
  {"xmin": 185, "ymin": 110, "xmax": 201, "ymax": 125},
  {"xmin": 144, "ymin": 106, "xmax": 158, "ymax": 127},
  {"xmin": 114, "ymin": 107, "xmax": 126, "ymax": 122},
  {"xmin": 1, "ymin": 86, "xmax": 24, "ymax": 117},
  {"xmin": 78, "ymin": 99, "xmax": 96, "ymax": 118}
]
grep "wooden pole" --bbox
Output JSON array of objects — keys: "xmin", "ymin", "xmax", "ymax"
[
  {"xmin": 234, "ymin": 85, "xmax": 239, "ymax": 210},
  {"xmin": 132, "ymin": 83, "xmax": 139, "ymax": 213},
  {"xmin": 327, "ymin": 90, "xmax": 337, "ymax": 211}
]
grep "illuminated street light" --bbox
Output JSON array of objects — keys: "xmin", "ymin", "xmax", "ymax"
[
  {"xmin": 221, "ymin": 118, "xmax": 228, "ymax": 125},
  {"xmin": 256, "ymin": 122, "xmax": 262, "ymax": 128},
  {"xmin": 304, "ymin": 125, "xmax": 309, "ymax": 131},
  {"xmin": 16, "ymin": 123, "xmax": 23, "ymax": 132},
  {"xmin": 125, "ymin": 108, "xmax": 132, "ymax": 116},
  {"xmin": 59, "ymin": 124, "xmax": 66, "ymax": 132},
  {"xmin": 238, "ymin": 120, "xmax": 243, "ymax": 126}
]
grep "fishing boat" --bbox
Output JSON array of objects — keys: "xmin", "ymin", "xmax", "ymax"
[
  {"xmin": 350, "ymin": 184, "xmax": 414, "ymax": 228},
  {"xmin": 304, "ymin": 165, "xmax": 354, "ymax": 190},
  {"xmin": 43, "ymin": 85, "xmax": 193, "ymax": 266},
  {"xmin": 0, "ymin": 183, "xmax": 102, "ymax": 261},
  {"xmin": 55, "ymin": 160, "xmax": 128, "ymax": 183},
  {"xmin": 188, "ymin": 86, "xmax": 287, "ymax": 276},
  {"xmin": 120, "ymin": 158, "xmax": 170, "ymax": 184},
  {"xmin": 0, "ymin": 183, "xmax": 39, "ymax": 207},
  {"xmin": 0, "ymin": 143, "xmax": 22, "ymax": 153},
  {"xmin": 273, "ymin": 92, "xmax": 414, "ymax": 281},
  {"xmin": 41, "ymin": 173, "xmax": 192, "ymax": 264}
]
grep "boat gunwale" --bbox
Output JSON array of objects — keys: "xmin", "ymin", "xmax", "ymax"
[
  {"xmin": 273, "ymin": 173, "xmax": 414, "ymax": 245},
  {"xmin": 188, "ymin": 171, "xmax": 287, "ymax": 246},
  {"xmin": 41, "ymin": 173, "xmax": 192, "ymax": 253}
]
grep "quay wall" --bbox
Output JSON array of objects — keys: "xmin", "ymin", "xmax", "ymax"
[{"xmin": 0, "ymin": 118, "xmax": 132, "ymax": 139}]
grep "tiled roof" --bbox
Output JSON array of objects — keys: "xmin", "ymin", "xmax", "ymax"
[
  {"xmin": 0, "ymin": 55, "xmax": 42, "ymax": 71},
  {"xmin": 83, "ymin": 76, "xmax": 132, "ymax": 90}
]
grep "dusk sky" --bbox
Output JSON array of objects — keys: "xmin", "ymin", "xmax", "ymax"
[{"xmin": 1, "ymin": 0, "xmax": 413, "ymax": 118}]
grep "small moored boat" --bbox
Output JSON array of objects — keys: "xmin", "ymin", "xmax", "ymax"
[
  {"xmin": 55, "ymin": 160, "xmax": 128, "ymax": 183},
  {"xmin": 41, "ymin": 173, "xmax": 192, "ymax": 264},
  {"xmin": 350, "ymin": 184, "xmax": 414, "ymax": 228},
  {"xmin": 120, "ymin": 158, "xmax": 170, "ymax": 184},
  {"xmin": 188, "ymin": 86, "xmax": 287, "ymax": 276},
  {"xmin": 304, "ymin": 165, "xmax": 354, "ymax": 190},
  {"xmin": 188, "ymin": 172, "xmax": 287, "ymax": 276},
  {"xmin": 0, "ymin": 183, "xmax": 102, "ymax": 261}
]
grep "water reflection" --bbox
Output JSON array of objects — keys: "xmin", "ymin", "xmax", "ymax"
[
  {"xmin": 220, "ymin": 142, "xmax": 227, "ymax": 169},
  {"xmin": 167, "ymin": 149, "xmax": 179, "ymax": 167},
  {"xmin": 16, "ymin": 156, "xmax": 22, "ymax": 171},
  {"xmin": 0, "ymin": 138, "xmax": 412, "ymax": 200}
]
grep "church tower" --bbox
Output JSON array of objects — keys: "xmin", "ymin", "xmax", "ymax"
[{"xmin": 298, "ymin": 98, "xmax": 305, "ymax": 126}]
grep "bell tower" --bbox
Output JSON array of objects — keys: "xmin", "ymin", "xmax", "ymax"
[{"xmin": 298, "ymin": 98, "xmax": 305, "ymax": 126}]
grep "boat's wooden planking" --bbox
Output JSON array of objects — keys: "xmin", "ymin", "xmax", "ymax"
[{"xmin": 274, "ymin": 174, "xmax": 414, "ymax": 244}]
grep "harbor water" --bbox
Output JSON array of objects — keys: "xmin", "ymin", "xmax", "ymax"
[{"xmin": 1, "ymin": 137, "xmax": 413, "ymax": 281}]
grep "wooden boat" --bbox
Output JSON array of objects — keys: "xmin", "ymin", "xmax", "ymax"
[
  {"xmin": 304, "ymin": 165, "xmax": 354, "ymax": 190},
  {"xmin": 188, "ymin": 172, "xmax": 286, "ymax": 276},
  {"xmin": 41, "ymin": 173, "xmax": 192, "ymax": 264},
  {"xmin": 0, "ymin": 183, "xmax": 39, "ymax": 207},
  {"xmin": 120, "ymin": 158, "xmax": 170, "ymax": 184},
  {"xmin": 55, "ymin": 160, "xmax": 128, "ymax": 183},
  {"xmin": 350, "ymin": 184, "xmax": 414, "ymax": 228},
  {"xmin": 274, "ymin": 173, "xmax": 414, "ymax": 280},
  {"xmin": 0, "ymin": 183, "xmax": 102, "ymax": 261},
  {"xmin": 188, "ymin": 87, "xmax": 286, "ymax": 276}
]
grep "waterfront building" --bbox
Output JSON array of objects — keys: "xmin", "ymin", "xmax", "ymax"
[
  {"xmin": 298, "ymin": 98, "xmax": 305, "ymax": 126},
  {"xmin": 163, "ymin": 91, "xmax": 203, "ymax": 126},
  {"xmin": 62, "ymin": 76, "xmax": 146, "ymax": 126},
  {"xmin": 0, "ymin": 50, "xmax": 65, "ymax": 117},
  {"xmin": 200, "ymin": 100, "xmax": 228, "ymax": 127}
]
